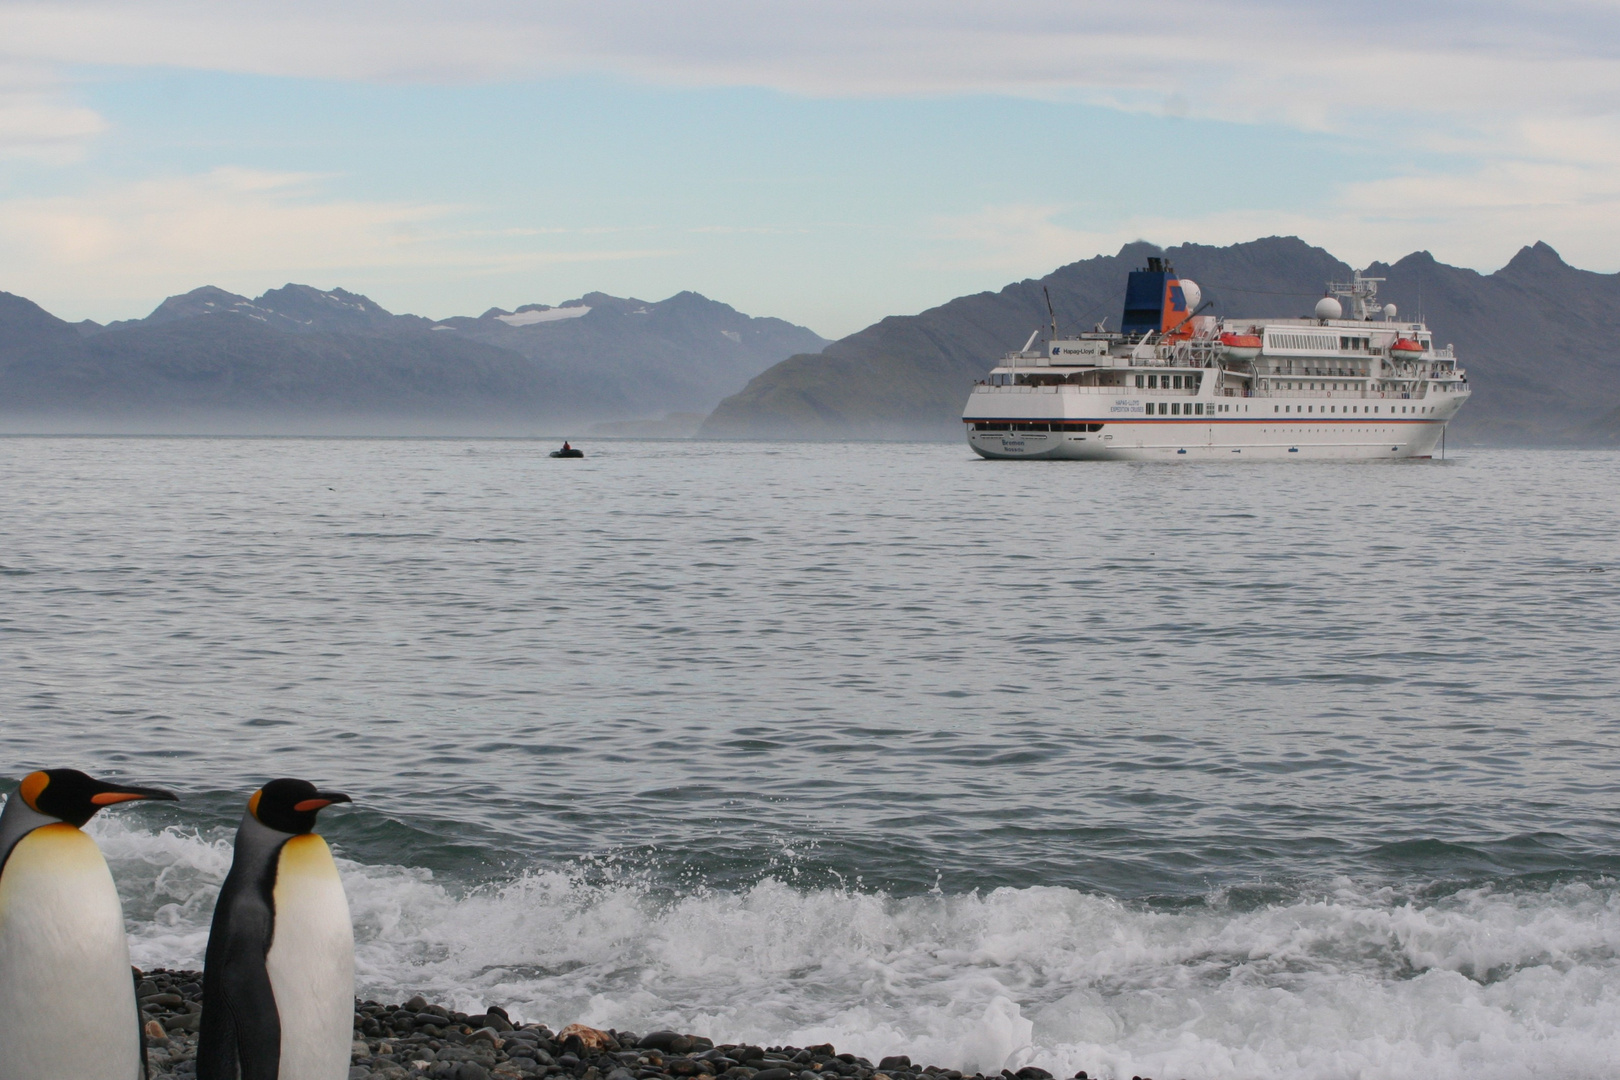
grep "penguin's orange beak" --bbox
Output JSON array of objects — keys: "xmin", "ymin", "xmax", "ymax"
[
  {"xmin": 293, "ymin": 791, "xmax": 352, "ymax": 813},
  {"xmin": 91, "ymin": 792, "xmax": 150, "ymax": 806},
  {"xmin": 89, "ymin": 784, "xmax": 177, "ymax": 806}
]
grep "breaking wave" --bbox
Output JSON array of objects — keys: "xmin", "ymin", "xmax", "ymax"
[{"xmin": 92, "ymin": 817, "xmax": 1620, "ymax": 1080}]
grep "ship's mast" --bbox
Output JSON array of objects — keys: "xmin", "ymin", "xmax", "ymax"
[{"xmin": 1326, "ymin": 270, "xmax": 1385, "ymax": 321}]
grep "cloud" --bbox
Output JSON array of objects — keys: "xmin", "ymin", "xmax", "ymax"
[
  {"xmin": 0, "ymin": 168, "xmax": 675, "ymax": 320},
  {"xmin": 934, "ymin": 139, "xmax": 1620, "ymax": 280},
  {"xmin": 6, "ymin": 1, "xmax": 1620, "ymax": 317},
  {"xmin": 0, "ymin": 60, "xmax": 106, "ymax": 161},
  {"xmin": 2, "ymin": 1, "xmax": 1617, "ymax": 129},
  {"xmin": 6, "ymin": 2, "xmax": 1617, "ymax": 197}
]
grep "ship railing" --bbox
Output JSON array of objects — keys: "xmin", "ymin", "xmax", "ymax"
[
  {"xmin": 971, "ymin": 384, "xmax": 1149, "ymax": 394},
  {"xmin": 1120, "ymin": 338, "xmax": 1227, "ymax": 368},
  {"xmin": 1260, "ymin": 364, "xmax": 1374, "ymax": 377},
  {"xmin": 1232, "ymin": 388, "xmax": 1434, "ymax": 400}
]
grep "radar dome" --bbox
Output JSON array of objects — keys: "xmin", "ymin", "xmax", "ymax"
[
  {"xmin": 1383, "ymin": 303, "xmax": 1398, "ymax": 319},
  {"xmin": 1178, "ymin": 279, "xmax": 1202, "ymax": 312},
  {"xmin": 1314, "ymin": 296, "xmax": 1343, "ymax": 320}
]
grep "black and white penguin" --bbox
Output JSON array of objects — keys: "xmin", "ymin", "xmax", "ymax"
[
  {"xmin": 0, "ymin": 768, "xmax": 178, "ymax": 1080},
  {"xmin": 197, "ymin": 778, "xmax": 355, "ymax": 1080}
]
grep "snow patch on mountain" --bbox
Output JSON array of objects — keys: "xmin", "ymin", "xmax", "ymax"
[{"xmin": 496, "ymin": 306, "xmax": 591, "ymax": 326}]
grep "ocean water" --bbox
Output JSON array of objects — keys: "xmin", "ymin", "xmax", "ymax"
[{"xmin": 3, "ymin": 437, "xmax": 1619, "ymax": 1079}]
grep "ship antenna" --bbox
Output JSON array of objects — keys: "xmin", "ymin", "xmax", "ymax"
[{"xmin": 1044, "ymin": 286, "xmax": 1057, "ymax": 342}]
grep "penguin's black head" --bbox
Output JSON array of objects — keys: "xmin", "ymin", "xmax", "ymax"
[
  {"xmin": 248, "ymin": 778, "xmax": 352, "ymax": 835},
  {"xmin": 15, "ymin": 769, "xmax": 178, "ymax": 828}
]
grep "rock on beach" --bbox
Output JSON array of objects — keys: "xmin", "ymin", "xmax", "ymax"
[{"xmin": 135, "ymin": 968, "xmax": 1123, "ymax": 1080}]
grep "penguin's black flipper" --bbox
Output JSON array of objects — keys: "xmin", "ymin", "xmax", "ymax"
[
  {"xmin": 198, "ymin": 831, "xmax": 283, "ymax": 1080},
  {"xmin": 196, "ymin": 954, "xmax": 281, "ymax": 1080}
]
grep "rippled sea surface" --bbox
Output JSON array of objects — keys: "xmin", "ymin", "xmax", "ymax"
[{"xmin": 3, "ymin": 437, "xmax": 1619, "ymax": 1079}]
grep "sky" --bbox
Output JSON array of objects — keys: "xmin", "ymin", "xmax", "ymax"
[{"xmin": 3, "ymin": 1, "xmax": 1619, "ymax": 338}]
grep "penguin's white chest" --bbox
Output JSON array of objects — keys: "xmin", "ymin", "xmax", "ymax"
[
  {"xmin": 265, "ymin": 833, "xmax": 354, "ymax": 1080},
  {"xmin": 0, "ymin": 824, "xmax": 140, "ymax": 1080}
]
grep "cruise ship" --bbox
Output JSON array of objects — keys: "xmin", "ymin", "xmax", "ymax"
[{"xmin": 962, "ymin": 259, "xmax": 1469, "ymax": 460}]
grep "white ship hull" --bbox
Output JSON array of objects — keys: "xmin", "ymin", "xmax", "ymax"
[
  {"xmin": 962, "ymin": 263, "xmax": 1471, "ymax": 464},
  {"xmin": 968, "ymin": 417, "xmax": 1448, "ymax": 460}
]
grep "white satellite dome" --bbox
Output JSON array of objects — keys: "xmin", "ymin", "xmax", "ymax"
[
  {"xmin": 1383, "ymin": 303, "xmax": 1398, "ymax": 320},
  {"xmin": 1178, "ymin": 279, "xmax": 1202, "ymax": 312},
  {"xmin": 1314, "ymin": 296, "xmax": 1343, "ymax": 320}
]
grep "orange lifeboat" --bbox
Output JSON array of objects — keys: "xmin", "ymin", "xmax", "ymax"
[
  {"xmin": 1219, "ymin": 332, "xmax": 1262, "ymax": 361},
  {"xmin": 1390, "ymin": 338, "xmax": 1426, "ymax": 358}
]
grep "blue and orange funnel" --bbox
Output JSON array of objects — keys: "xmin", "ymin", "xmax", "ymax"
[{"xmin": 1121, "ymin": 257, "xmax": 1195, "ymax": 338}]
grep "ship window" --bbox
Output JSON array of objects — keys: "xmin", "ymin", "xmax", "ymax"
[
  {"xmin": 1170, "ymin": 403, "xmax": 1180, "ymax": 415},
  {"xmin": 1195, "ymin": 403, "xmax": 1204, "ymax": 415},
  {"xmin": 1147, "ymin": 374, "xmax": 1158, "ymax": 388},
  {"xmin": 1135, "ymin": 375, "xmax": 1144, "ymax": 387},
  {"xmin": 1171, "ymin": 375, "xmax": 1182, "ymax": 389}
]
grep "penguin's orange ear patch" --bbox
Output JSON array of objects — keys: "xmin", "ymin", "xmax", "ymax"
[
  {"xmin": 247, "ymin": 789, "xmax": 263, "ymax": 819},
  {"xmin": 18, "ymin": 771, "xmax": 48, "ymax": 811},
  {"xmin": 90, "ymin": 791, "xmax": 148, "ymax": 806}
]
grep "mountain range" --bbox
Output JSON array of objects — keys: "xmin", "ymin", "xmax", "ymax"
[
  {"xmin": 6, "ymin": 237, "xmax": 1620, "ymax": 444},
  {"xmin": 0, "ymin": 285, "xmax": 829, "ymax": 434},
  {"xmin": 702, "ymin": 237, "xmax": 1620, "ymax": 445}
]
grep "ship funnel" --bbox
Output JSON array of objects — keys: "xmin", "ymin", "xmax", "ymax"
[{"xmin": 1121, "ymin": 260, "xmax": 1197, "ymax": 337}]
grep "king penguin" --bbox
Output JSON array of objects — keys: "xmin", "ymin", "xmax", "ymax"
[
  {"xmin": 197, "ymin": 778, "xmax": 355, "ymax": 1080},
  {"xmin": 0, "ymin": 768, "xmax": 178, "ymax": 1080}
]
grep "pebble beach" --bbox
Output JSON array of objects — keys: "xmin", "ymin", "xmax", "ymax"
[{"xmin": 136, "ymin": 969, "xmax": 1108, "ymax": 1080}]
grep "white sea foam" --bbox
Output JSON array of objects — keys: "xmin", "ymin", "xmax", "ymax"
[{"xmin": 84, "ymin": 818, "xmax": 1620, "ymax": 1080}]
